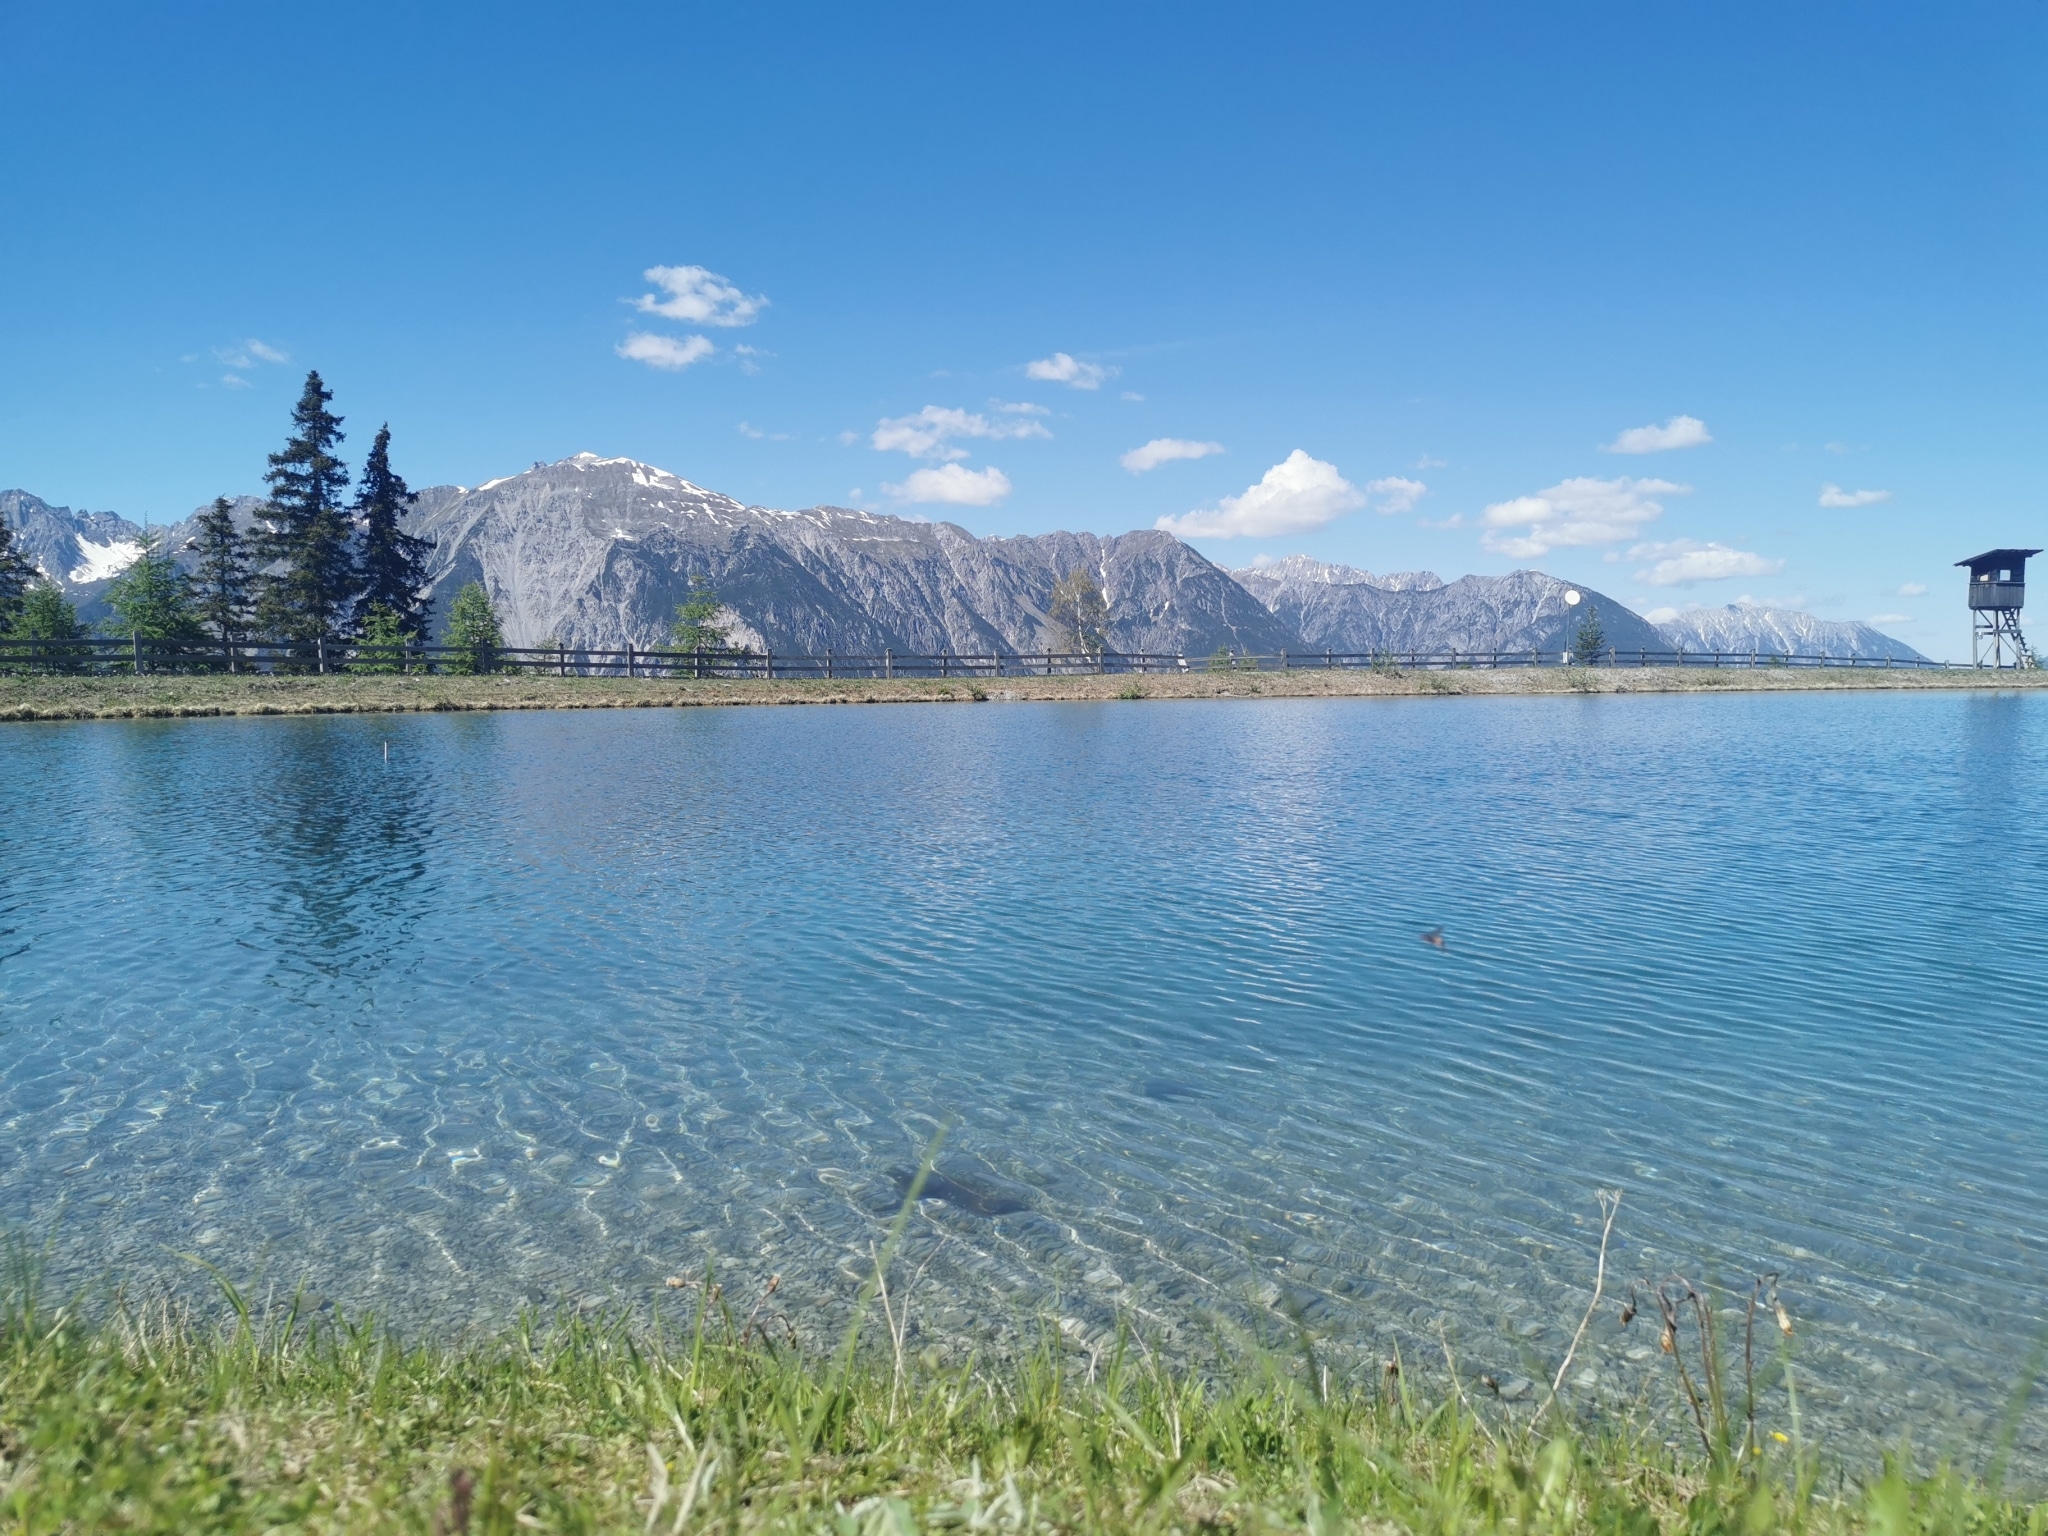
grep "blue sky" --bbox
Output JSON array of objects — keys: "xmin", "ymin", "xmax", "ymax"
[{"xmin": 2, "ymin": 1, "xmax": 2042, "ymax": 657}]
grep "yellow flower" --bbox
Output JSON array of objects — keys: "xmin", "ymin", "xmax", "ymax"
[{"xmin": 1771, "ymin": 1432, "xmax": 1790, "ymax": 1444}]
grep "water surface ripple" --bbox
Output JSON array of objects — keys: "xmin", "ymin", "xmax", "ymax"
[{"xmin": 2, "ymin": 693, "xmax": 2044, "ymax": 1467}]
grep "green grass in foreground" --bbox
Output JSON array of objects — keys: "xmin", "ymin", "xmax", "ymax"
[{"xmin": 2, "ymin": 1267, "xmax": 2041, "ymax": 1536}]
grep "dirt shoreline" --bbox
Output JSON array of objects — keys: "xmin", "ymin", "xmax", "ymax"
[{"xmin": 3, "ymin": 664, "xmax": 2044, "ymax": 721}]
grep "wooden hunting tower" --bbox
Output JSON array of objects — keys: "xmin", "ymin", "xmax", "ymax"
[{"xmin": 1957, "ymin": 548, "xmax": 2042, "ymax": 668}]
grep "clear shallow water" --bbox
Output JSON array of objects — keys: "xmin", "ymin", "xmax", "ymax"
[{"xmin": 2, "ymin": 693, "xmax": 2045, "ymax": 1468}]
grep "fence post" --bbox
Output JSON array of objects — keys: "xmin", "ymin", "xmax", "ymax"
[
  {"xmin": 1280, "ymin": 649, "xmax": 1288, "ymax": 671},
  {"xmin": 885, "ymin": 648, "xmax": 893, "ymax": 679},
  {"xmin": 993, "ymin": 650, "xmax": 1002, "ymax": 678},
  {"xmin": 764, "ymin": 646, "xmax": 773, "ymax": 681},
  {"xmin": 133, "ymin": 629, "xmax": 143, "ymax": 674}
]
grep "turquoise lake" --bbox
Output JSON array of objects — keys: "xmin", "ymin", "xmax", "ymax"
[{"xmin": 2, "ymin": 692, "xmax": 2043, "ymax": 1467}]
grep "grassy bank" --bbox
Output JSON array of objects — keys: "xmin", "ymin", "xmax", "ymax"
[
  {"xmin": 3, "ymin": 664, "xmax": 2045, "ymax": 721},
  {"xmin": 0, "ymin": 1276, "xmax": 2036, "ymax": 1533}
]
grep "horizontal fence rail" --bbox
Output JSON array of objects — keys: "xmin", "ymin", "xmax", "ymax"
[{"xmin": 0, "ymin": 634, "xmax": 1980, "ymax": 678}]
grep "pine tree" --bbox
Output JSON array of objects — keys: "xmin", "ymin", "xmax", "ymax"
[
  {"xmin": 352, "ymin": 424, "xmax": 435, "ymax": 638},
  {"xmin": 670, "ymin": 575, "xmax": 728, "ymax": 651},
  {"xmin": 12, "ymin": 582, "xmax": 83, "ymax": 642},
  {"xmin": 256, "ymin": 371, "xmax": 354, "ymax": 649},
  {"xmin": 102, "ymin": 531, "xmax": 201, "ymax": 645},
  {"xmin": 351, "ymin": 602, "xmax": 409, "ymax": 673},
  {"xmin": 1047, "ymin": 567, "xmax": 1109, "ymax": 656},
  {"xmin": 442, "ymin": 581, "xmax": 503, "ymax": 674},
  {"xmin": 189, "ymin": 497, "xmax": 255, "ymax": 665},
  {"xmin": 1573, "ymin": 603, "xmax": 1607, "ymax": 665},
  {"xmin": 0, "ymin": 516, "xmax": 33, "ymax": 631}
]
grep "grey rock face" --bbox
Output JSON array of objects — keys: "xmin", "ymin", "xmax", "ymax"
[
  {"xmin": 409, "ymin": 454, "xmax": 1293, "ymax": 656},
  {"xmin": 0, "ymin": 490, "xmax": 147, "ymax": 602},
  {"xmin": 1229, "ymin": 555, "xmax": 1668, "ymax": 656},
  {"xmin": 1653, "ymin": 604, "xmax": 1926, "ymax": 661}
]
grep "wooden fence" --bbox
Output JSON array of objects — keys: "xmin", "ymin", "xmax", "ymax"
[{"xmin": 0, "ymin": 635, "xmax": 1968, "ymax": 677}]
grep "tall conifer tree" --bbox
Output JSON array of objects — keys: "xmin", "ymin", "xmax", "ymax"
[
  {"xmin": 0, "ymin": 516, "xmax": 33, "ymax": 630},
  {"xmin": 256, "ymin": 371, "xmax": 354, "ymax": 643},
  {"xmin": 190, "ymin": 497, "xmax": 256, "ymax": 661},
  {"xmin": 352, "ymin": 425, "xmax": 435, "ymax": 638}
]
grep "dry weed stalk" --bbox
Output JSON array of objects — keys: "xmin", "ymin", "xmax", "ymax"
[{"xmin": 1538, "ymin": 1186, "xmax": 1622, "ymax": 1422}]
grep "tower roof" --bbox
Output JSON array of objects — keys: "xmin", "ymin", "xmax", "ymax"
[{"xmin": 1957, "ymin": 548, "xmax": 2041, "ymax": 569}]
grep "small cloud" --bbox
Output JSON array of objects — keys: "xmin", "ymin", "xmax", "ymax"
[
  {"xmin": 1604, "ymin": 415, "xmax": 1712, "ymax": 454},
  {"xmin": 1896, "ymin": 582, "xmax": 1928, "ymax": 597},
  {"xmin": 213, "ymin": 338, "xmax": 289, "ymax": 369},
  {"xmin": 1643, "ymin": 606, "xmax": 1680, "ymax": 624},
  {"xmin": 837, "ymin": 430, "xmax": 860, "ymax": 446},
  {"xmin": 1418, "ymin": 513, "xmax": 1467, "ymax": 530},
  {"xmin": 221, "ymin": 374, "xmax": 252, "ymax": 389},
  {"xmin": 884, "ymin": 464, "xmax": 1013, "ymax": 506},
  {"xmin": 1869, "ymin": 613, "xmax": 1913, "ymax": 625},
  {"xmin": 1024, "ymin": 352, "xmax": 1115, "ymax": 390},
  {"xmin": 737, "ymin": 421, "xmax": 791, "ymax": 441},
  {"xmin": 1121, "ymin": 437, "xmax": 1225, "ymax": 474},
  {"xmin": 1824, "ymin": 441, "xmax": 1867, "ymax": 455},
  {"xmin": 1819, "ymin": 483, "xmax": 1891, "ymax": 508},
  {"xmin": 1248, "ymin": 552, "xmax": 1278, "ymax": 569},
  {"xmin": 617, "ymin": 332, "xmax": 715, "ymax": 370},
  {"xmin": 633, "ymin": 265, "xmax": 767, "ymax": 327},
  {"xmin": 1480, "ymin": 476, "xmax": 1686, "ymax": 557},
  {"xmin": 1156, "ymin": 450, "xmax": 1363, "ymax": 539},
  {"xmin": 1365, "ymin": 476, "xmax": 1427, "ymax": 515},
  {"xmin": 1628, "ymin": 539, "xmax": 1785, "ymax": 586},
  {"xmin": 993, "ymin": 399, "xmax": 1051, "ymax": 416},
  {"xmin": 871, "ymin": 405, "xmax": 1049, "ymax": 460},
  {"xmin": 1415, "ymin": 454, "xmax": 1447, "ymax": 469},
  {"xmin": 1121, "ymin": 390, "xmax": 1146, "ymax": 402}
]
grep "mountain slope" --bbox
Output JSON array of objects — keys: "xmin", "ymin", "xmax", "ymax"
[
  {"xmin": 409, "ymin": 454, "xmax": 1293, "ymax": 655},
  {"xmin": 1229, "ymin": 555, "xmax": 1668, "ymax": 655},
  {"xmin": 1653, "ymin": 604, "xmax": 1927, "ymax": 661}
]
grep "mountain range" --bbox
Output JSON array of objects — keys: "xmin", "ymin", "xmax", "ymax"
[{"xmin": 2, "ymin": 458, "xmax": 1928, "ymax": 661}]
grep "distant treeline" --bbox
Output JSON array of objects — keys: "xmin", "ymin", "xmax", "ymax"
[{"xmin": 0, "ymin": 371, "xmax": 506, "ymax": 663}]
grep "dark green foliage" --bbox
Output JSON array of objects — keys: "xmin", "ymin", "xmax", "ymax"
[
  {"xmin": 671, "ymin": 573, "xmax": 728, "ymax": 650},
  {"xmin": 352, "ymin": 424, "xmax": 435, "ymax": 639},
  {"xmin": 0, "ymin": 516, "xmax": 33, "ymax": 628},
  {"xmin": 189, "ymin": 496, "xmax": 256, "ymax": 656},
  {"xmin": 101, "ymin": 531, "xmax": 201, "ymax": 643},
  {"xmin": 442, "ymin": 580, "xmax": 503, "ymax": 673},
  {"xmin": 1574, "ymin": 603, "xmax": 1607, "ymax": 665},
  {"xmin": 350, "ymin": 602, "xmax": 411, "ymax": 673},
  {"xmin": 11, "ymin": 582, "xmax": 83, "ymax": 641},
  {"xmin": 255, "ymin": 371, "xmax": 354, "ymax": 643}
]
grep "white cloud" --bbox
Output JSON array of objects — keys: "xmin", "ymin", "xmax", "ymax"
[
  {"xmin": 737, "ymin": 421, "xmax": 791, "ymax": 441},
  {"xmin": 1627, "ymin": 539, "xmax": 1785, "ymax": 586},
  {"xmin": 1121, "ymin": 390, "xmax": 1146, "ymax": 402},
  {"xmin": 1415, "ymin": 454, "xmax": 1447, "ymax": 469},
  {"xmin": 617, "ymin": 332, "xmax": 715, "ymax": 370},
  {"xmin": 1121, "ymin": 437, "xmax": 1225, "ymax": 473},
  {"xmin": 1869, "ymin": 613, "xmax": 1913, "ymax": 625},
  {"xmin": 1155, "ymin": 450, "xmax": 1364, "ymax": 539},
  {"xmin": 1896, "ymin": 582, "xmax": 1927, "ymax": 597},
  {"xmin": 1643, "ymin": 606, "xmax": 1680, "ymax": 624},
  {"xmin": 214, "ymin": 338, "xmax": 289, "ymax": 369},
  {"xmin": 220, "ymin": 374, "xmax": 252, "ymax": 389},
  {"xmin": 1365, "ymin": 476, "xmax": 1427, "ymax": 515},
  {"xmin": 993, "ymin": 399, "xmax": 1050, "ymax": 416},
  {"xmin": 1604, "ymin": 415, "xmax": 1712, "ymax": 454},
  {"xmin": 1819, "ymin": 483, "xmax": 1891, "ymax": 508},
  {"xmin": 884, "ymin": 464, "xmax": 1013, "ymax": 506},
  {"xmin": 1024, "ymin": 352, "xmax": 1115, "ymax": 390},
  {"xmin": 1479, "ymin": 476, "xmax": 1686, "ymax": 557},
  {"xmin": 871, "ymin": 405, "xmax": 1049, "ymax": 460},
  {"xmin": 634, "ymin": 265, "xmax": 767, "ymax": 327}
]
